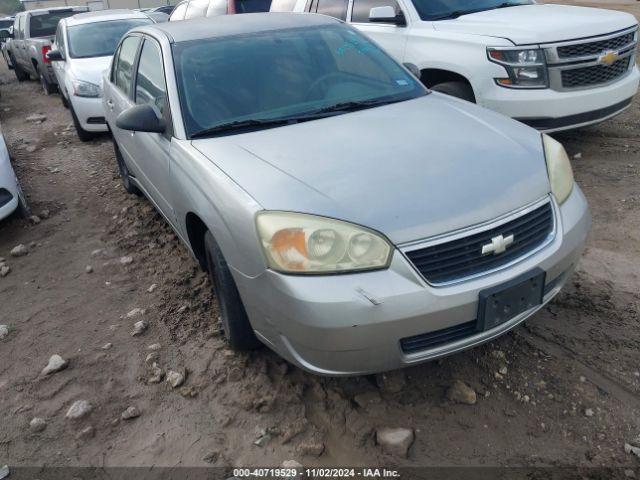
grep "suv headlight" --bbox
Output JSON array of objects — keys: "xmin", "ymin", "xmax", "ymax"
[
  {"xmin": 488, "ymin": 47, "xmax": 548, "ymax": 88},
  {"xmin": 256, "ymin": 212, "xmax": 393, "ymax": 274},
  {"xmin": 72, "ymin": 79, "xmax": 101, "ymax": 98},
  {"xmin": 543, "ymin": 134, "xmax": 574, "ymax": 205}
]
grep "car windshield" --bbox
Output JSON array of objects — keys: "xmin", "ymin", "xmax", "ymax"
[
  {"xmin": 67, "ymin": 19, "xmax": 152, "ymax": 58},
  {"xmin": 411, "ymin": 0, "xmax": 533, "ymax": 21},
  {"xmin": 29, "ymin": 11, "xmax": 78, "ymax": 37},
  {"xmin": 173, "ymin": 24, "xmax": 425, "ymax": 138}
]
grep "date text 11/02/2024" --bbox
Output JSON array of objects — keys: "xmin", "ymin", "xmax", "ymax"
[{"xmin": 232, "ymin": 468, "xmax": 401, "ymax": 478}]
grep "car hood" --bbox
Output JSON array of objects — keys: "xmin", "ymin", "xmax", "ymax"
[
  {"xmin": 192, "ymin": 94, "xmax": 551, "ymax": 245},
  {"xmin": 432, "ymin": 4, "xmax": 637, "ymax": 45},
  {"xmin": 69, "ymin": 55, "xmax": 111, "ymax": 87}
]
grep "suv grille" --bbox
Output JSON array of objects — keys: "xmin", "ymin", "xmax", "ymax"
[
  {"xmin": 561, "ymin": 57, "xmax": 631, "ymax": 89},
  {"xmin": 557, "ymin": 32, "xmax": 635, "ymax": 58},
  {"xmin": 405, "ymin": 202, "xmax": 553, "ymax": 285}
]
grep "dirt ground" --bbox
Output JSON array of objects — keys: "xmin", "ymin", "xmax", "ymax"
[{"xmin": 0, "ymin": 2, "xmax": 639, "ymax": 472}]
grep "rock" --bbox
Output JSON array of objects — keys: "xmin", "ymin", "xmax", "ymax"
[
  {"xmin": 147, "ymin": 283, "xmax": 158, "ymax": 293},
  {"xmin": 376, "ymin": 427, "xmax": 414, "ymax": 458},
  {"xmin": 85, "ymin": 265, "xmax": 93, "ymax": 274},
  {"xmin": 0, "ymin": 325, "xmax": 8, "ymax": 339},
  {"xmin": 203, "ymin": 451, "xmax": 219, "ymax": 463},
  {"xmin": 375, "ymin": 370, "xmax": 406, "ymax": 394},
  {"xmin": 0, "ymin": 265, "xmax": 9, "ymax": 277},
  {"xmin": 126, "ymin": 308, "xmax": 146, "ymax": 318},
  {"xmin": 296, "ymin": 438, "xmax": 325, "ymax": 457},
  {"xmin": 66, "ymin": 400, "xmax": 93, "ymax": 419},
  {"xmin": 145, "ymin": 352, "xmax": 159, "ymax": 365},
  {"xmin": 147, "ymin": 364, "xmax": 164, "ymax": 384},
  {"xmin": 26, "ymin": 145, "xmax": 37, "ymax": 153},
  {"xmin": 29, "ymin": 417, "xmax": 47, "ymax": 433},
  {"xmin": 90, "ymin": 248, "xmax": 103, "ymax": 257},
  {"xmin": 147, "ymin": 343, "xmax": 161, "ymax": 351},
  {"xmin": 625, "ymin": 443, "xmax": 640, "ymax": 459},
  {"xmin": 102, "ymin": 343, "xmax": 112, "ymax": 350},
  {"xmin": 131, "ymin": 320, "xmax": 148, "ymax": 336},
  {"xmin": 573, "ymin": 152, "xmax": 582, "ymax": 159},
  {"xmin": 499, "ymin": 366, "xmax": 508, "ymax": 375},
  {"xmin": 120, "ymin": 256, "xmax": 133, "ymax": 265},
  {"xmin": 76, "ymin": 426, "xmax": 95, "ymax": 440},
  {"xmin": 282, "ymin": 460, "xmax": 303, "ymax": 468},
  {"xmin": 41, "ymin": 354, "xmax": 68, "ymax": 375},
  {"xmin": 584, "ymin": 408, "xmax": 595, "ymax": 417},
  {"xmin": 0, "ymin": 465, "xmax": 9, "ymax": 480},
  {"xmin": 40, "ymin": 209, "xmax": 50, "ymax": 219},
  {"xmin": 10, "ymin": 244, "xmax": 28, "ymax": 257},
  {"xmin": 491, "ymin": 350, "xmax": 505, "ymax": 359},
  {"xmin": 354, "ymin": 391, "xmax": 383, "ymax": 410},
  {"xmin": 29, "ymin": 215, "xmax": 41, "ymax": 225},
  {"xmin": 121, "ymin": 406, "xmax": 141, "ymax": 420},
  {"xmin": 166, "ymin": 370, "xmax": 185, "ymax": 388},
  {"xmin": 26, "ymin": 114, "xmax": 47, "ymax": 123},
  {"xmin": 446, "ymin": 380, "xmax": 477, "ymax": 405},
  {"xmin": 624, "ymin": 469, "xmax": 636, "ymax": 478},
  {"xmin": 579, "ymin": 376, "xmax": 587, "ymax": 383},
  {"xmin": 254, "ymin": 432, "xmax": 272, "ymax": 447}
]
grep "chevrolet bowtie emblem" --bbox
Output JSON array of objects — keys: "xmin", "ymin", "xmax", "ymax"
[
  {"xmin": 482, "ymin": 234, "xmax": 514, "ymax": 256},
  {"xmin": 598, "ymin": 50, "xmax": 619, "ymax": 67}
]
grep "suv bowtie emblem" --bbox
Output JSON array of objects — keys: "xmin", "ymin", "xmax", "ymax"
[
  {"xmin": 598, "ymin": 50, "xmax": 619, "ymax": 67},
  {"xmin": 482, "ymin": 234, "xmax": 514, "ymax": 256}
]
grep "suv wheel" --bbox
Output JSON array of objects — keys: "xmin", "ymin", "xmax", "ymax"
[
  {"xmin": 204, "ymin": 231, "xmax": 261, "ymax": 351},
  {"xmin": 69, "ymin": 103, "xmax": 95, "ymax": 142},
  {"xmin": 430, "ymin": 81, "xmax": 476, "ymax": 103},
  {"xmin": 13, "ymin": 180, "xmax": 30, "ymax": 219},
  {"xmin": 112, "ymin": 139, "xmax": 141, "ymax": 196}
]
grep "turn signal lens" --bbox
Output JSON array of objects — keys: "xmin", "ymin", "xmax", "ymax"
[{"xmin": 256, "ymin": 212, "xmax": 393, "ymax": 274}]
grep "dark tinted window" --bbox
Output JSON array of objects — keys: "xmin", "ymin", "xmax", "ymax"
[
  {"xmin": 135, "ymin": 40, "xmax": 167, "ymax": 115},
  {"xmin": 67, "ymin": 19, "xmax": 152, "ymax": 58},
  {"xmin": 173, "ymin": 24, "xmax": 424, "ymax": 137},
  {"xmin": 234, "ymin": 0, "xmax": 271, "ymax": 13},
  {"xmin": 313, "ymin": 0, "xmax": 347, "ymax": 19},
  {"xmin": 410, "ymin": 0, "xmax": 533, "ymax": 21},
  {"xmin": 114, "ymin": 35, "xmax": 141, "ymax": 96},
  {"xmin": 0, "ymin": 20, "xmax": 13, "ymax": 28},
  {"xmin": 29, "ymin": 11, "xmax": 77, "ymax": 37},
  {"xmin": 352, "ymin": 0, "xmax": 400, "ymax": 22}
]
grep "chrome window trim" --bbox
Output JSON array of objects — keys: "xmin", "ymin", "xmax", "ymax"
[{"xmin": 400, "ymin": 195, "xmax": 557, "ymax": 287}]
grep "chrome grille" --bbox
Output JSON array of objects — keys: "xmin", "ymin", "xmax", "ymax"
[
  {"xmin": 405, "ymin": 202, "xmax": 554, "ymax": 285},
  {"xmin": 561, "ymin": 57, "xmax": 631, "ymax": 88},
  {"xmin": 557, "ymin": 32, "xmax": 635, "ymax": 58}
]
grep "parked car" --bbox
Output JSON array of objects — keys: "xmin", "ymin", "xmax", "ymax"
[
  {"xmin": 47, "ymin": 10, "xmax": 153, "ymax": 141},
  {"xmin": 102, "ymin": 13, "xmax": 590, "ymax": 375},
  {"xmin": 145, "ymin": 11, "xmax": 170, "ymax": 23},
  {"xmin": 277, "ymin": 0, "xmax": 640, "ymax": 132},
  {"xmin": 0, "ymin": 124, "xmax": 28, "ymax": 222},
  {"xmin": 0, "ymin": 17, "xmax": 14, "ymax": 69},
  {"xmin": 7, "ymin": 6, "xmax": 89, "ymax": 95},
  {"xmin": 169, "ymin": 0, "xmax": 271, "ymax": 21},
  {"xmin": 148, "ymin": 5, "xmax": 176, "ymax": 15}
]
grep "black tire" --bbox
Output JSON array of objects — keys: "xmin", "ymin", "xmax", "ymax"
[
  {"xmin": 112, "ymin": 139, "xmax": 141, "ymax": 196},
  {"xmin": 13, "ymin": 180, "xmax": 30, "ymax": 219},
  {"xmin": 69, "ymin": 103, "xmax": 95, "ymax": 142},
  {"xmin": 430, "ymin": 81, "xmax": 476, "ymax": 103},
  {"xmin": 204, "ymin": 231, "xmax": 260, "ymax": 351},
  {"xmin": 11, "ymin": 56, "xmax": 29, "ymax": 82},
  {"xmin": 60, "ymin": 91, "xmax": 69, "ymax": 109},
  {"xmin": 40, "ymin": 73, "xmax": 57, "ymax": 95}
]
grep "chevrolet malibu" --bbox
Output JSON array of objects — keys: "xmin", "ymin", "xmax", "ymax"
[{"xmin": 102, "ymin": 13, "xmax": 590, "ymax": 375}]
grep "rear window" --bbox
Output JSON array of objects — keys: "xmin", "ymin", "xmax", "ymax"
[
  {"xmin": 234, "ymin": 0, "xmax": 271, "ymax": 13},
  {"xmin": 29, "ymin": 11, "xmax": 77, "ymax": 38}
]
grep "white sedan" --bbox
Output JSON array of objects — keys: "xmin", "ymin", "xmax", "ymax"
[
  {"xmin": 48, "ymin": 9, "xmax": 153, "ymax": 141},
  {"xmin": 0, "ymin": 125, "xmax": 28, "ymax": 222}
]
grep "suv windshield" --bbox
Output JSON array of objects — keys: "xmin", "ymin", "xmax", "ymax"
[
  {"xmin": 411, "ymin": 0, "xmax": 533, "ymax": 21},
  {"xmin": 173, "ymin": 24, "xmax": 425, "ymax": 138},
  {"xmin": 29, "ymin": 11, "xmax": 78, "ymax": 37},
  {"xmin": 67, "ymin": 19, "xmax": 152, "ymax": 58}
]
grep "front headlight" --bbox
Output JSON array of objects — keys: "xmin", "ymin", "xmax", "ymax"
[
  {"xmin": 488, "ymin": 47, "xmax": 548, "ymax": 88},
  {"xmin": 543, "ymin": 134, "xmax": 574, "ymax": 205},
  {"xmin": 256, "ymin": 212, "xmax": 393, "ymax": 274},
  {"xmin": 72, "ymin": 79, "xmax": 101, "ymax": 98}
]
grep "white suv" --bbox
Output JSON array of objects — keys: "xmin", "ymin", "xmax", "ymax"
[{"xmin": 277, "ymin": 0, "xmax": 639, "ymax": 131}]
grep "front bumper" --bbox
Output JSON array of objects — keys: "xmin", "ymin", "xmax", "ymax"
[
  {"xmin": 70, "ymin": 95, "xmax": 108, "ymax": 133},
  {"xmin": 234, "ymin": 187, "xmax": 591, "ymax": 376},
  {"xmin": 479, "ymin": 65, "xmax": 639, "ymax": 132}
]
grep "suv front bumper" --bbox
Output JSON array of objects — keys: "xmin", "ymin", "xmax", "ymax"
[{"xmin": 235, "ymin": 187, "xmax": 591, "ymax": 376}]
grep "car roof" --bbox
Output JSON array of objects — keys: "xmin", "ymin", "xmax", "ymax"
[
  {"xmin": 131, "ymin": 12, "xmax": 339, "ymax": 43},
  {"xmin": 65, "ymin": 9, "xmax": 152, "ymax": 26}
]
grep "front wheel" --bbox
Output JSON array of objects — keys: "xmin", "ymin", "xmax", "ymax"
[
  {"xmin": 40, "ymin": 73, "xmax": 57, "ymax": 95},
  {"xmin": 69, "ymin": 103, "xmax": 95, "ymax": 142},
  {"xmin": 204, "ymin": 231, "xmax": 261, "ymax": 351},
  {"xmin": 112, "ymin": 138, "xmax": 141, "ymax": 196},
  {"xmin": 430, "ymin": 81, "xmax": 476, "ymax": 103}
]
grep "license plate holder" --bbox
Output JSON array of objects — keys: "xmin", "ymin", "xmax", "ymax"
[{"xmin": 477, "ymin": 268, "xmax": 546, "ymax": 332}]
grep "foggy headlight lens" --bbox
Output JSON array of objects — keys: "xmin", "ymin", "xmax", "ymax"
[
  {"xmin": 488, "ymin": 47, "xmax": 548, "ymax": 88},
  {"xmin": 72, "ymin": 80, "xmax": 101, "ymax": 98},
  {"xmin": 543, "ymin": 134, "xmax": 574, "ymax": 205},
  {"xmin": 256, "ymin": 212, "xmax": 393, "ymax": 274}
]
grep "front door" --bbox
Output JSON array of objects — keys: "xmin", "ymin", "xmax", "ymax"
[{"xmin": 349, "ymin": 0, "xmax": 409, "ymax": 62}]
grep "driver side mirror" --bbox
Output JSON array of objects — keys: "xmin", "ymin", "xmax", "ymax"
[
  {"xmin": 369, "ymin": 6, "xmax": 406, "ymax": 26},
  {"xmin": 46, "ymin": 49, "xmax": 64, "ymax": 61},
  {"xmin": 116, "ymin": 104, "xmax": 166, "ymax": 134}
]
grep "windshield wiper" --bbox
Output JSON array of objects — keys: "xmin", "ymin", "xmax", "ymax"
[{"xmin": 191, "ymin": 118, "xmax": 294, "ymax": 138}]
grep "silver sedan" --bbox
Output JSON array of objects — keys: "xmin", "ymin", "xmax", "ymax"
[{"xmin": 102, "ymin": 13, "xmax": 590, "ymax": 376}]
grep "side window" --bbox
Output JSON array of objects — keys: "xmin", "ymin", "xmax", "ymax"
[
  {"xmin": 313, "ymin": 0, "xmax": 348, "ymax": 20},
  {"xmin": 114, "ymin": 36, "xmax": 141, "ymax": 97},
  {"xmin": 351, "ymin": 0, "xmax": 400, "ymax": 23},
  {"xmin": 169, "ymin": 1, "xmax": 188, "ymax": 21},
  {"xmin": 135, "ymin": 39, "xmax": 167, "ymax": 116}
]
